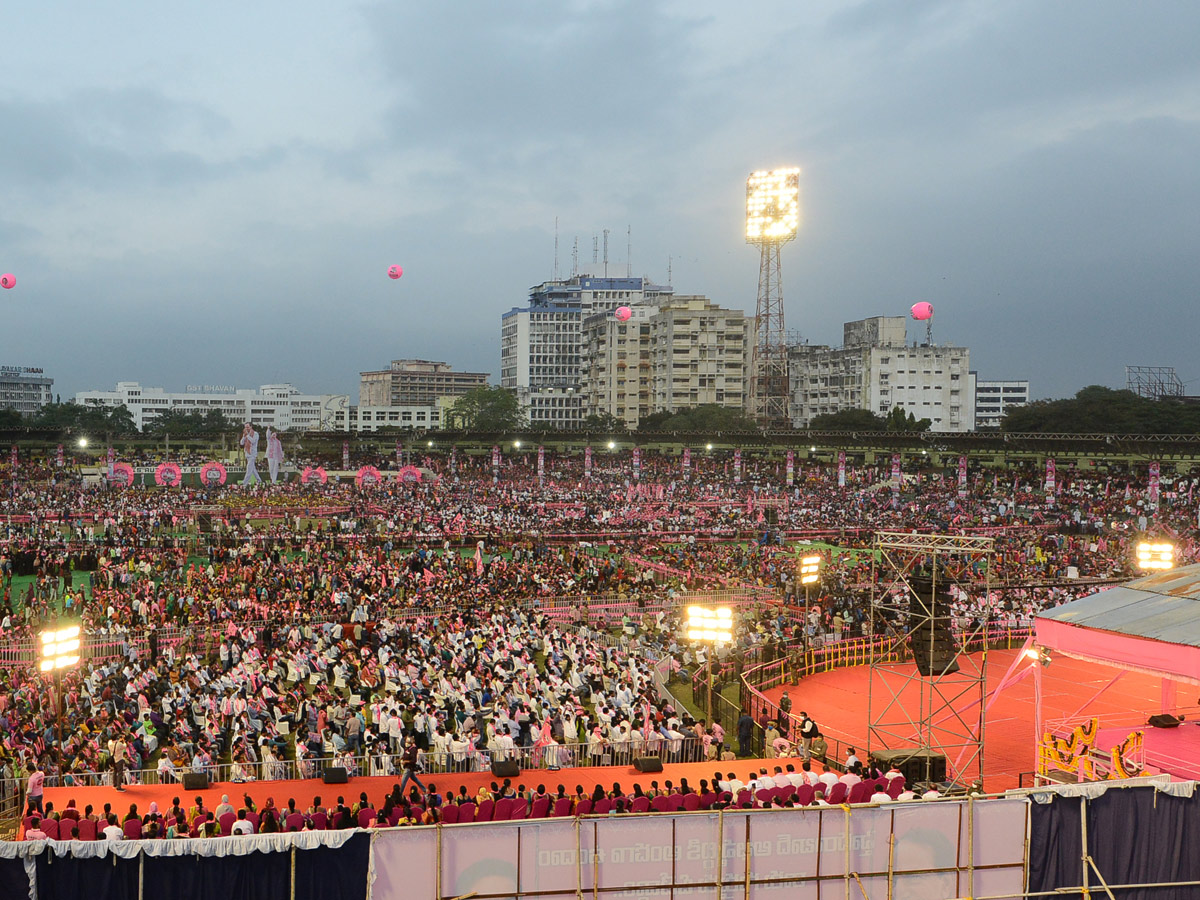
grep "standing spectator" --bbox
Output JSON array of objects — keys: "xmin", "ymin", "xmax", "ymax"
[
  {"xmin": 737, "ymin": 711, "xmax": 754, "ymax": 757},
  {"xmin": 26, "ymin": 765, "xmax": 45, "ymax": 816}
]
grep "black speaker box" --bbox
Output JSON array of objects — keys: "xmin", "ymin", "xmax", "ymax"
[
  {"xmin": 1148, "ymin": 714, "xmax": 1182, "ymax": 728},
  {"xmin": 197, "ymin": 514, "xmax": 213, "ymax": 533},
  {"xmin": 633, "ymin": 757, "xmax": 664, "ymax": 773},
  {"xmin": 490, "ymin": 760, "xmax": 521, "ymax": 778},
  {"xmin": 181, "ymin": 773, "xmax": 209, "ymax": 790},
  {"xmin": 323, "ymin": 767, "xmax": 349, "ymax": 784},
  {"xmin": 908, "ymin": 575, "xmax": 961, "ymax": 676},
  {"xmin": 871, "ymin": 749, "xmax": 947, "ymax": 784}
]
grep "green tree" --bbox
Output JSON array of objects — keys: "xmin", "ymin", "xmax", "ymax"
[
  {"xmin": 0, "ymin": 408, "xmax": 24, "ymax": 428},
  {"xmin": 809, "ymin": 408, "xmax": 887, "ymax": 431},
  {"xmin": 1001, "ymin": 386, "xmax": 1200, "ymax": 434},
  {"xmin": 145, "ymin": 408, "xmax": 237, "ymax": 435},
  {"xmin": 884, "ymin": 406, "xmax": 932, "ymax": 433},
  {"xmin": 581, "ymin": 412, "xmax": 624, "ymax": 432},
  {"xmin": 448, "ymin": 386, "xmax": 524, "ymax": 431},
  {"xmin": 637, "ymin": 404, "xmax": 760, "ymax": 433},
  {"xmin": 31, "ymin": 401, "xmax": 136, "ymax": 434}
]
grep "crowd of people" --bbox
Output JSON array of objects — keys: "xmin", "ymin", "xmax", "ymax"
[{"xmin": 0, "ymin": 445, "xmax": 1196, "ymax": 839}]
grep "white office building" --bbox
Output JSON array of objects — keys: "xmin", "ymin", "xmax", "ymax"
[
  {"xmin": 789, "ymin": 317, "xmax": 975, "ymax": 431},
  {"xmin": 325, "ymin": 403, "xmax": 445, "ymax": 433},
  {"xmin": 974, "ymin": 378, "xmax": 1030, "ymax": 429},
  {"xmin": 500, "ymin": 275, "xmax": 674, "ymax": 428},
  {"xmin": 581, "ymin": 296, "xmax": 749, "ymax": 430},
  {"xmin": 0, "ymin": 366, "xmax": 53, "ymax": 416},
  {"xmin": 75, "ymin": 382, "xmax": 351, "ymax": 432}
]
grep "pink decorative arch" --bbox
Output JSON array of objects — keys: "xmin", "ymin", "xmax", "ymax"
[
  {"xmin": 301, "ymin": 466, "xmax": 327, "ymax": 485},
  {"xmin": 108, "ymin": 462, "xmax": 135, "ymax": 488},
  {"xmin": 356, "ymin": 465, "xmax": 382, "ymax": 487},
  {"xmin": 199, "ymin": 461, "xmax": 227, "ymax": 487},
  {"xmin": 155, "ymin": 462, "xmax": 182, "ymax": 487},
  {"xmin": 397, "ymin": 465, "xmax": 423, "ymax": 484}
]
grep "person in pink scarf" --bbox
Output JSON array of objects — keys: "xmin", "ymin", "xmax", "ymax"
[{"xmin": 266, "ymin": 427, "xmax": 285, "ymax": 484}]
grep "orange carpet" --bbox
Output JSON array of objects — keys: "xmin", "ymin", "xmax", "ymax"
[
  {"xmin": 762, "ymin": 648, "xmax": 1182, "ymax": 791},
  {"xmin": 42, "ymin": 757, "xmax": 809, "ymax": 824}
]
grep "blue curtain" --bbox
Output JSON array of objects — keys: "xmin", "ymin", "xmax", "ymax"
[
  {"xmin": 0, "ymin": 858, "xmax": 30, "ymax": 899},
  {"xmin": 141, "ymin": 850, "xmax": 291, "ymax": 900},
  {"xmin": 35, "ymin": 853, "xmax": 139, "ymax": 900},
  {"xmin": 295, "ymin": 833, "xmax": 370, "ymax": 900}
]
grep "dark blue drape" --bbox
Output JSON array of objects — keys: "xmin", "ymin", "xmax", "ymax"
[
  {"xmin": 295, "ymin": 833, "xmax": 370, "ymax": 900},
  {"xmin": 141, "ymin": 850, "xmax": 292, "ymax": 900},
  {"xmin": 35, "ymin": 853, "xmax": 139, "ymax": 900},
  {"xmin": 0, "ymin": 857, "xmax": 30, "ymax": 899}
]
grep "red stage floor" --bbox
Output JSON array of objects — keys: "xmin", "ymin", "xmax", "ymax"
[
  {"xmin": 42, "ymin": 757, "xmax": 807, "ymax": 828},
  {"xmin": 763, "ymin": 648, "xmax": 1185, "ymax": 791}
]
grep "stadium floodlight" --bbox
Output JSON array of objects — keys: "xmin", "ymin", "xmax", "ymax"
[
  {"xmin": 77, "ymin": 438, "xmax": 88, "ymax": 448},
  {"xmin": 513, "ymin": 440, "xmax": 522, "ymax": 449},
  {"xmin": 746, "ymin": 168, "xmax": 800, "ymax": 244},
  {"xmin": 39, "ymin": 625, "xmax": 81, "ymax": 673},
  {"xmin": 1136, "ymin": 541, "xmax": 1174, "ymax": 570},
  {"xmin": 800, "ymin": 554, "xmax": 822, "ymax": 586},
  {"xmin": 686, "ymin": 606, "xmax": 734, "ymax": 643},
  {"xmin": 608, "ymin": 441, "xmax": 616, "ymax": 450}
]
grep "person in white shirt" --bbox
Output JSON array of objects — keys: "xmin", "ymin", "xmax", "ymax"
[
  {"xmin": 869, "ymin": 786, "xmax": 892, "ymax": 803},
  {"xmin": 785, "ymin": 764, "xmax": 806, "ymax": 788},
  {"xmin": 817, "ymin": 765, "xmax": 840, "ymax": 792},
  {"xmin": 845, "ymin": 747, "xmax": 860, "ymax": 770},
  {"xmin": 922, "ymin": 786, "xmax": 941, "ymax": 800},
  {"xmin": 102, "ymin": 816, "xmax": 124, "ymax": 840},
  {"xmin": 231, "ymin": 811, "xmax": 254, "ymax": 835},
  {"xmin": 896, "ymin": 788, "xmax": 918, "ymax": 801},
  {"xmin": 884, "ymin": 766, "xmax": 905, "ymax": 787}
]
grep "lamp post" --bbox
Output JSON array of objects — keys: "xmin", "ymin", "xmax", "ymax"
[
  {"xmin": 39, "ymin": 624, "xmax": 82, "ymax": 751},
  {"xmin": 1135, "ymin": 541, "xmax": 1174, "ymax": 570},
  {"xmin": 799, "ymin": 554, "xmax": 822, "ymax": 665},
  {"xmin": 686, "ymin": 606, "xmax": 734, "ymax": 720}
]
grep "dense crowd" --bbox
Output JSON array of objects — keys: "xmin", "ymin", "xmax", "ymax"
[{"xmin": 0, "ymin": 446, "xmax": 1195, "ymax": 834}]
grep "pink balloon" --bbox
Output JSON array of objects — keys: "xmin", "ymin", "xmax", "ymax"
[
  {"xmin": 911, "ymin": 301, "xmax": 933, "ymax": 320},
  {"xmin": 614, "ymin": 305, "xmax": 632, "ymax": 322},
  {"xmin": 0, "ymin": 274, "xmax": 14, "ymax": 290},
  {"xmin": 387, "ymin": 265, "xmax": 403, "ymax": 280}
]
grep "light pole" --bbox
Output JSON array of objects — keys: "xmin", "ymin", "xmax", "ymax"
[
  {"xmin": 1135, "ymin": 541, "xmax": 1174, "ymax": 570},
  {"xmin": 799, "ymin": 554, "xmax": 822, "ymax": 666},
  {"xmin": 686, "ymin": 606, "xmax": 733, "ymax": 719},
  {"xmin": 39, "ymin": 624, "xmax": 82, "ymax": 751}
]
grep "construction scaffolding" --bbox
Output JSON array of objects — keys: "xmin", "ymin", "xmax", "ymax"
[
  {"xmin": 867, "ymin": 531, "xmax": 994, "ymax": 789},
  {"xmin": 1125, "ymin": 364, "xmax": 1184, "ymax": 400}
]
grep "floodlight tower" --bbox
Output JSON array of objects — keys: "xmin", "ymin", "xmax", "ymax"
[{"xmin": 746, "ymin": 168, "xmax": 800, "ymax": 427}]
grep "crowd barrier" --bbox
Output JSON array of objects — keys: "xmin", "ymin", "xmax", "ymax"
[{"xmin": 0, "ymin": 795, "xmax": 1029, "ymax": 900}]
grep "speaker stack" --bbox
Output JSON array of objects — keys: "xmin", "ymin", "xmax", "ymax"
[{"xmin": 907, "ymin": 575, "xmax": 960, "ymax": 676}]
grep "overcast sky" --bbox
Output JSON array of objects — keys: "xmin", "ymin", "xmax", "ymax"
[{"xmin": 4, "ymin": 0, "xmax": 1199, "ymax": 401}]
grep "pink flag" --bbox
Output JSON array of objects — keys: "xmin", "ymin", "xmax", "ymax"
[
  {"xmin": 423, "ymin": 568, "xmax": 434, "ymax": 585},
  {"xmin": 475, "ymin": 546, "xmax": 484, "ymax": 576}
]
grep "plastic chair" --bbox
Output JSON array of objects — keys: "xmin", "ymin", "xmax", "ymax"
[
  {"xmin": 756, "ymin": 789, "xmax": 773, "ymax": 806},
  {"xmin": 41, "ymin": 819, "xmax": 60, "ymax": 840},
  {"xmin": 796, "ymin": 785, "xmax": 814, "ymax": 806},
  {"xmin": 387, "ymin": 808, "xmax": 403, "ymax": 826},
  {"xmin": 700, "ymin": 792, "xmax": 717, "ymax": 810},
  {"xmin": 887, "ymin": 779, "xmax": 905, "ymax": 799},
  {"xmin": 530, "ymin": 797, "xmax": 551, "ymax": 819},
  {"xmin": 458, "ymin": 802, "xmax": 476, "ymax": 823},
  {"xmin": 219, "ymin": 812, "xmax": 236, "ymax": 835},
  {"xmin": 826, "ymin": 783, "xmax": 848, "ymax": 805},
  {"xmin": 441, "ymin": 805, "xmax": 460, "ymax": 824},
  {"xmin": 475, "ymin": 800, "xmax": 494, "ymax": 822},
  {"xmin": 22, "ymin": 817, "xmax": 35, "ymax": 834},
  {"xmin": 285, "ymin": 813, "xmax": 305, "ymax": 832},
  {"xmin": 575, "ymin": 798, "xmax": 592, "ymax": 816},
  {"xmin": 310, "ymin": 812, "xmax": 328, "ymax": 830},
  {"xmin": 551, "ymin": 798, "xmax": 573, "ymax": 818},
  {"xmin": 76, "ymin": 819, "xmax": 98, "ymax": 841},
  {"xmin": 493, "ymin": 798, "xmax": 513, "ymax": 820},
  {"xmin": 122, "ymin": 819, "xmax": 143, "ymax": 840},
  {"xmin": 357, "ymin": 808, "xmax": 376, "ymax": 829},
  {"xmin": 667, "ymin": 794, "xmax": 684, "ymax": 811},
  {"xmin": 630, "ymin": 796, "xmax": 651, "ymax": 814},
  {"xmin": 246, "ymin": 812, "xmax": 260, "ymax": 832},
  {"xmin": 61, "ymin": 809, "xmax": 80, "ymax": 822},
  {"xmin": 847, "ymin": 783, "xmax": 871, "ymax": 805},
  {"xmin": 593, "ymin": 798, "xmax": 612, "ymax": 815},
  {"xmin": 682, "ymin": 793, "xmax": 701, "ymax": 811},
  {"xmin": 509, "ymin": 801, "xmax": 528, "ymax": 820},
  {"xmin": 735, "ymin": 790, "xmax": 751, "ymax": 807}
]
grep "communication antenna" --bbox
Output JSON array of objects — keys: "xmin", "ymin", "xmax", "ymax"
[
  {"xmin": 626, "ymin": 225, "xmax": 632, "ymax": 277},
  {"xmin": 603, "ymin": 228, "xmax": 610, "ymax": 277},
  {"xmin": 571, "ymin": 237, "xmax": 579, "ymax": 277},
  {"xmin": 668, "ymin": 255, "xmax": 672, "ymax": 284},
  {"xmin": 592, "ymin": 235, "xmax": 599, "ymax": 264},
  {"xmin": 553, "ymin": 217, "xmax": 559, "ymax": 280}
]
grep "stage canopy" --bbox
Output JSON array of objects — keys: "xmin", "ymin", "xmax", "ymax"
[{"xmin": 1036, "ymin": 563, "xmax": 1200, "ymax": 686}]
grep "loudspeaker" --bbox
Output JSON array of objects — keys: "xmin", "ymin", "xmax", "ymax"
[
  {"xmin": 491, "ymin": 760, "xmax": 521, "ymax": 778},
  {"xmin": 181, "ymin": 773, "xmax": 209, "ymax": 791},
  {"xmin": 1148, "ymin": 714, "xmax": 1182, "ymax": 728},
  {"xmin": 872, "ymin": 749, "xmax": 947, "ymax": 784},
  {"xmin": 323, "ymin": 767, "xmax": 349, "ymax": 784},
  {"xmin": 633, "ymin": 756, "xmax": 664, "ymax": 773},
  {"xmin": 908, "ymin": 575, "xmax": 960, "ymax": 676},
  {"xmin": 197, "ymin": 514, "xmax": 213, "ymax": 533}
]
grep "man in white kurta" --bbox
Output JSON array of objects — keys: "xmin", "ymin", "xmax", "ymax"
[
  {"xmin": 266, "ymin": 427, "xmax": 284, "ymax": 483},
  {"xmin": 240, "ymin": 424, "xmax": 261, "ymax": 485}
]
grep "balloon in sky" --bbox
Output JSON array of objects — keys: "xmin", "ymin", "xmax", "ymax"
[
  {"xmin": 0, "ymin": 274, "xmax": 14, "ymax": 290},
  {"xmin": 910, "ymin": 301, "xmax": 933, "ymax": 320},
  {"xmin": 614, "ymin": 306, "xmax": 632, "ymax": 322},
  {"xmin": 387, "ymin": 265, "xmax": 403, "ymax": 280}
]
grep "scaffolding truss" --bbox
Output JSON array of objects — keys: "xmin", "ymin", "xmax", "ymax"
[
  {"xmin": 1125, "ymin": 365, "xmax": 1184, "ymax": 400},
  {"xmin": 868, "ymin": 531, "xmax": 994, "ymax": 790}
]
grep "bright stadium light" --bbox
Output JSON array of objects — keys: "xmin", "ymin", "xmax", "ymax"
[
  {"xmin": 77, "ymin": 438, "xmax": 88, "ymax": 448},
  {"xmin": 746, "ymin": 168, "xmax": 801, "ymax": 243},
  {"xmin": 513, "ymin": 440, "xmax": 522, "ymax": 449},
  {"xmin": 1136, "ymin": 541, "xmax": 1175, "ymax": 570},
  {"xmin": 800, "ymin": 554, "xmax": 821, "ymax": 586},
  {"xmin": 686, "ymin": 606, "xmax": 734, "ymax": 643},
  {"xmin": 608, "ymin": 441, "xmax": 616, "ymax": 450},
  {"xmin": 39, "ymin": 625, "xmax": 81, "ymax": 673}
]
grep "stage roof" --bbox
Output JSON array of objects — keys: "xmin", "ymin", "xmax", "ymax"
[{"xmin": 1035, "ymin": 564, "xmax": 1200, "ymax": 685}]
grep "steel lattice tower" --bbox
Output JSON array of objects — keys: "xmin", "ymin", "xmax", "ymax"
[{"xmin": 746, "ymin": 169, "xmax": 800, "ymax": 428}]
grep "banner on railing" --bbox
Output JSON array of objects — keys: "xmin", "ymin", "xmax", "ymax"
[
  {"xmin": 342, "ymin": 441, "xmax": 350, "ymax": 470},
  {"xmin": 584, "ymin": 446, "xmax": 592, "ymax": 478},
  {"xmin": 449, "ymin": 446, "xmax": 456, "ymax": 475},
  {"xmin": 682, "ymin": 447, "xmax": 691, "ymax": 481},
  {"xmin": 632, "ymin": 447, "xmax": 641, "ymax": 482},
  {"xmin": 537, "ymin": 445, "xmax": 545, "ymax": 482},
  {"xmin": 786, "ymin": 449, "xmax": 795, "ymax": 487},
  {"xmin": 492, "ymin": 445, "xmax": 500, "ymax": 483},
  {"xmin": 56, "ymin": 444, "xmax": 64, "ymax": 468},
  {"xmin": 958, "ymin": 455, "xmax": 968, "ymax": 498},
  {"xmin": 891, "ymin": 453, "xmax": 901, "ymax": 494},
  {"xmin": 1045, "ymin": 458, "xmax": 1056, "ymax": 507},
  {"xmin": 394, "ymin": 440, "xmax": 402, "ymax": 470},
  {"xmin": 837, "ymin": 450, "xmax": 846, "ymax": 488},
  {"xmin": 1148, "ymin": 461, "xmax": 1160, "ymax": 506}
]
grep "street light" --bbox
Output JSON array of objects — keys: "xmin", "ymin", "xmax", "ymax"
[
  {"xmin": 1136, "ymin": 541, "xmax": 1174, "ymax": 570},
  {"xmin": 686, "ymin": 606, "xmax": 734, "ymax": 717},
  {"xmin": 799, "ymin": 555, "xmax": 822, "ymax": 663},
  {"xmin": 39, "ymin": 625, "xmax": 81, "ymax": 750}
]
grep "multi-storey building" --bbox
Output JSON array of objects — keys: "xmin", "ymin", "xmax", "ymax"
[
  {"xmin": 324, "ymin": 404, "xmax": 444, "ymax": 433},
  {"xmin": 581, "ymin": 296, "xmax": 749, "ymax": 430},
  {"xmin": 973, "ymin": 378, "xmax": 1030, "ymax": 429},
  {"xmin": 0, "ymin": 366, "xmax": 53, "ymax": 416},
  {"xmin": 500, "ymin": 275, "xmax": 673, "ymax": 428},
  {"xmin": 789, "ymin": 317, "xmax": 975, "ymax": 431},
  {"xmin": 75, "ymin": 382, "xmax": 350, "ymax": 432},
  {"xmin": 359, "ymin": 360, "xmax": 489, "ymax": 407}
]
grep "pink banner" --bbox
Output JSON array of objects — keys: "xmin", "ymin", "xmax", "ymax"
[
  {"xmin": 9, "ymin": 446, "xmax": 15, "ymax": 468},
  {"xmin": 537, "ymin": 445, "xmax": 545, "ymax": 480},
  {"xmin": 958, "ymin": 455, "xmax": 968, "ymax": 497},
  {"xmin": 56, "ymin": 444, "xmax": 64, "ymax": 468},
  {"xmin": 107, "ymin": 446, "xmax": 115, "ymax": 479},
  {"xmin": 395, "ymin": 440, "xmax": 402, "ymax": 470},
  {"xmin": 1045, "ymin": 458, "xmax": 1056, "ymax": 507},
  {"xmin": 891, "ymin": 453, "xmax": 901, "ymax": 493},
  {"xmin": 682, "ymin": 447, "xmax": 691, "ymax": 481},
  {"xmin": 837, "ymin": 450, "xmax": 845, "ymax": 488},
  {"xmin": 632, "ymin": 447, "xmax": 641, "ymax": 481},
  {"xmin": 584, "ymin": 445, "xmax": 592, "ymax": 477},
  {"xmin": 449, "ymin": 446, "xmax": 456, "ymax": 474},
  {"xmin": 734, "ymin": 449, "xmax": 742, "ymax": 484},
  {"xmin": 1149, "ymin": 462, "xmax": 1160, "ymax": 506},
  {"xmin": 491, "ymin": 445, "xmax": 500, "ymax": 482},
  {"xmin": 787, "ymin": 449, "xmax": 795, "ymax": 487},
  {"xmin": 342, "ymin": 440, "xmax": 350, "ymax": 470}
]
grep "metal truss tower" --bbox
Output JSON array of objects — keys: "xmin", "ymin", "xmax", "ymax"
[{"xmin": 867, "ymin": 531, "xmax": 995, "ymax": 790}]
